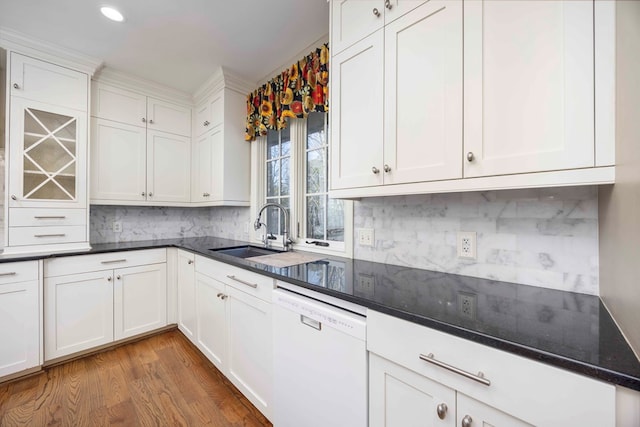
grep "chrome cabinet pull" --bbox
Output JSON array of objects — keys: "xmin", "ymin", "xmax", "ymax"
[
  {"xmin": 141, "ymin": 192, "xmax": 146, "ymax": 197},
  {"xmin": 385, "ymin": 0, "xmax": 392, "ymax": 10},
  {"xmin": 142, "ymin": 117, "xmax": 147, "ymax": 123},
  {"xmin": 204, "ymin": 120, "xmax": 210, "ymax": 126},
  {"xmin": 372, "ymin": 7, "xmax": 380, "ymax": 17},
  {"xmin": 101, "ymin": 259, "xmax": 127, "ymax": 264},
  {"xmin": 149, "ymin": 119, "xmax": 154, "ymax": 124},
  {"xmin": 116, "ymin": 275, "xmax": 121, "ymax": 280},
  {"xmin": 226, "ymin": 274, "xmax": 258, "ymax": 289},
  {"xmin": 300, "ymin": 315, "xmax": 321, "ymax": 330},
  {"xmin": 0, "ymin": 272, "xmax": 17, "ymax": 277},
  {"xmin": 436, "ymin": 403, "xmax": 448, "ymax": 420},
  {"xmin": 419, "ymin": 353, "xmax": 491, "ymax": 386},
  {"xmin": 383, "ymin": 164, "xmax": 391, "ymax": 173},
  {"xmin": 11, "ymin": 195, "xmax": 17, "ymax": 200},
  {"xmin": 13, "ymin": 83, "xmax": 20, "ymax": 89},
  {"xmin": 148, "ymin": 192, "xmax": 153, "ymax": 197},
  {"xmin": 34, "ymin": 233, "xmax": 65, "ymax": 238},
  {"xmin": 371, "ymin": 166, "xmax": 380, "ymax": 174},
  {"xmin": 466, "ymin": 152, "xmax": 475, "ymax": 162},
  {"xmin": 187, "ymin": 260, "xmax": 194, "ymax": 265},
  {"xmin": 461, "ymin": 415, "xmax": 473, "ymax": 427},
  {"xmin": 107, "ymin": 276, "xmax": 113, "ymax": 282},
  {"xmin": 34, "ymin": 216, "xmax": 66, "ymax": 219}
]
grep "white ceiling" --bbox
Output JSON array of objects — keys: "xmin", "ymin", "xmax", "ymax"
[{"xmin": 0, "ymin": 0, "xmax": 330, "ymax": 94}]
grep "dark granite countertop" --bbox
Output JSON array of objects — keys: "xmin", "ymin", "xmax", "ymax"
[{"xmin": 3, "ymin": 236, "xmax": 640, "ymax": 391}]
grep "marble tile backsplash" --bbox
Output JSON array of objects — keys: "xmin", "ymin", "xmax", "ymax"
[
  {"xmin": 353, "ymin": 186, "xmax": 599, "ymax": 295},
  {"xmin": 90, "ymin": 205, "xmax": 250, "ymax": 244}
]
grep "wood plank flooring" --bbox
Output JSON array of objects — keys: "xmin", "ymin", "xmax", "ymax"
[{"xmin": 0, "ymin": 330, "xmax": 272, "ymax": 427}]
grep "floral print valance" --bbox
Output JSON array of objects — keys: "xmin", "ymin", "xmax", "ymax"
[{"xmin": 245, "ymin": 44, "xmax": 329, "ymax": 141}]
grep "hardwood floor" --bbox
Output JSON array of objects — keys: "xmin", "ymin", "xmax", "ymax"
[{"xmin": 0, "ymin": 330, "xmax": 272, "ymax": 427}]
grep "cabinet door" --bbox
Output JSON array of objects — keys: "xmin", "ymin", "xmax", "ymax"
[
  {"xmin": 44, "ymin": 271, "xmax": 114, "ymax": 360},
  {"xmin": 330, "ymin": 30, "xmax": 384, "ymax": 190},
  {"xmin": 457, "ymin": 394, "xmax": 532, "ymax": 427},
  {"xmin": 194, "ymin": 272, "xmax": 227, "ymax": 370},
  {"xmin": 383, "ymin": 0, "xmax": 462, "ymax": 185},
  {"xmin": 464, "ymin": 0, "xmax": 594, "ymax": 177},
  {"xmin": 146, "ymin": 130, "xmax": 191, "ymax": 203},
  {"xmin": 331, "ymin": 0, "xmax": 383, "ymax": 54},
  {"xmin": 91, "ymin": 83, "xmax": 147, "ymax": 127},
  {"xmin": 194, "ymin": 102, "xmax": 211, "ymax": 137},
  {"xmin": 0, "ymin": 280, "xmax": 39, "ymax": 377},
  {"xmin": 113, "ymin": 263, "xmax": 167, "ymax": 341},
  {"xmin": 194, "ymin": 93, "xmax": 223, "ymax": 137},
  {"xmin": 147, "ymin": 98, "xmax": 191, "ymax": 137},
  {"xmin": 192, "ymin": 129, "xmax": 222, "ymax": 202},
  {"xmin": 226, "ymin": 286, "xmax": 272, "ymax": 419},
  {"xmin": 9, "ymin": 98, "xmax": 87, "ymax": 208},
  {"xmin": 90, "ymin": 118, "xmax": 147, "ymax": 202},
  {"xmin": 370, "ymin": 353, "xmax": 456, "ymax": 427},
  {"xmin": 10, "ymin": 53, "xmax": 88, "ymax": 112},
  {"xmin": 177, "ymin": 251, "xmax": 196, "ymax": 341}
]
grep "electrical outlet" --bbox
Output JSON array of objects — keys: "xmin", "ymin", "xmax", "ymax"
[
  {"xmin": 113, "ymin": 221, "xmax": 122, "ymax": 233},
  {"xmin": 457, "ymin": 231, "xmax": 477, "ymax": 259},
  {"xmin": 358, "ymin": 228, "xmax": 375, "ymax": 247},
  {"xmin": 356, "ymin": 273, "xmax": 375, "ymax": 296},
  {"xmin": 458, "ymin": 292, "xmax": 477, "ymax": 320}
]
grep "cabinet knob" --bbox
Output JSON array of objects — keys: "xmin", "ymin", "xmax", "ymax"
[
  {"xmin": 142, "ymin": 117, "xmax": 146, "ymax": 123},
  {"xmin": 141, "ymin": 192, "xmax": 146, "ymax": 197},
  {"xmin": 221, "ymin": 294, "xmax": 227, "ymax": 300},
  {"xmin": 371, "ymin": 166, "xmax": 380, "ymax": 174},
  {"xmin": 203, "ymin": 192, "xmax": 210, "ymax": 197},
  {"xmin": 466, "ymin": 152, "xmax": 475, "ymax": 162},
  {"xmin": 12, "ymin": 83, "xmax": 20, "ymax": 89},
  {"xmin": 204, "ymin": 121, "xmax": 210, "ymax": 126},
  {"xmin": 436, "ymin": 403, "xmax": 448, "ymax": 420},
  {"xmin": 107, "ymin": 276, "xmax": 113, "ymax": 282},
  {"xmin": 10, "ymin": 195, "xmax": 17, "ymax": 201},
  {"xmin": 148, "ymin": 192, "xmax": 153, "ymax": 197},
  {"xmin": 385, "ymin": 0, "xmax": 392, "ymax": 10},
  {"xmin": 149, "ymin": 119, "xmax": 154, "ymax": 124},
  {"xmin": 116, "ymin": 275, "xmax": 121, "ymax": 280},
  {"xmin": 383, "ymin": 164, "xmax": 391, "ymax": 173},
  {"xmin": 188, "ymin": 260, "xmax": 194, "ymax": 265},
  {"xmin": 372, "ymin": 7, "xmax": 380, "ymax": 17},
  {"xmin": 461, "ymin": 415, "xmax": 473, "ymax": 427}
]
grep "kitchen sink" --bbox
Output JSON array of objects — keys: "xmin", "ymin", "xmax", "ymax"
[{"xmin": 211, "ymin": 245, "xmax": 284, "ymax": 259}]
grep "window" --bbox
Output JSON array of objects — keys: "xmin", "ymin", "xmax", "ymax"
[{"xmin": 251, "ymin": 113, "xmax": 352, "ymax": 255}]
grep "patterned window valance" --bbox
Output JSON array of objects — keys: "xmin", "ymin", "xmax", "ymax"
[{"xmin": 245, "ymin": 43, "xmax": 329, "ymax": 141}]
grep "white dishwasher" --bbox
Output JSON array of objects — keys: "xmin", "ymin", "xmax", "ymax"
[{"xmin": 272, "ymin": 288, "xmax": 367, "ymax": 427}]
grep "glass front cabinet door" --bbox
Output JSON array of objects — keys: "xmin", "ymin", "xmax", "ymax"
[{"xmin": 8, "ymin": 97, "xmax": 87, "ymax": 208}]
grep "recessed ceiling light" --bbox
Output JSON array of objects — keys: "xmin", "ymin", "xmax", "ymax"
[{"xmin": 100, "ymin": 6, "xmax": 124, "ymax": 22}]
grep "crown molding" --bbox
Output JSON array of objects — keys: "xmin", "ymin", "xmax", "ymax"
[
  {"xmin": 0, "ymin": 26, "xmax": 103, "ymax": 75},
  {"xmin": 193, "ymin": 66, "xmax": 256, "ymax": 105},
  {"xmin": 92, "ymin": 67, "xmax": 193, "ymax": 105}
]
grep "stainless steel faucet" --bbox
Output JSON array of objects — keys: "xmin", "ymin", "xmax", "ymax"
[{"xmin": 254, "ymin": 202, "xmax": 294, "ymax": 251}]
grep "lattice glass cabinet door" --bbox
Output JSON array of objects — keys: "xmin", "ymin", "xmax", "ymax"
[{"xmin": 9, "ymin": 98, "xmax": 87, "ymax": 208}]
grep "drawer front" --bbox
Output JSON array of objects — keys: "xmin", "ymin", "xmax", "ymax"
[
  {"xmin": 9, "ymin": 225, "xmax": 86, "ymax": 247},
  {"xmin": 0, "ymin": 261, "xmax": 39, "ymax": 285},
  {"xmin": 367, "ymin": 310, "xmax": 615, "ymax": 426},
  {"xmin": 45, "ymin": 248, "xmax": 167, "ymax": 277},
  {"xmin": 195, "ymin": 255, "xmax": 274, "ymax": 302},
  {"xmin": 10, "ymin": 208, "xmax": 86, "ymax": 227}
]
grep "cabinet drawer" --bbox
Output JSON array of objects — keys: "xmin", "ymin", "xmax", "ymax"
[
  {"xmin": 0, "ymin": 261, "xmax": 39, "ymax": 285},
  {"xmin": 45, "ymin": 248, "xmax": 167, "ymax": 277},
  {"xmin": 367, "ymin": 310, "xmax": 615, "ymax": 426},
  {"xmin": 9, "ymin": 225, "xmax": 86, "ymax": 247},
  {"xmin": 195, "ymin": 255, "xmax": 274, "ymax": 302},
  {"xmin": 10, "ymin": 208, "xmax": 86, "ymax": 227}
]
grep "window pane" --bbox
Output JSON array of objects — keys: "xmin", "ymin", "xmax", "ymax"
[
  {"xmin": 281, "ymin": 157, "xmax": 290, "ymax": 196},
  {"xmin": 266, "ymin": 201, "xmax": 279, "ymax": 235},
  {"xmin": 306, "ymin": 195, "xmax": 326, "ymax": 240},
  {"xmin": 279, "ymin": 197, "xmax": 290, "ymax": 235},
  {"xmin": 281, "ymin": 126, "xmax": 291, "ymax": 156},
  {"xmin": 307, "ymin": 112, "xmax": 325, "ymax": 140},
  {"xmin": 306, "ymin": 148, "xmax": 325, "ymax": 194},
  {"xmin": 266, "ymin": 160, "xmax": 279, "ymax": 197},
  {"xmin": 267, "ymin": 130, "xmax": 279, "ymax": 159},
  {"xmin": 327, "ymin": 197, "xmax": 345, "ymax": 242}
]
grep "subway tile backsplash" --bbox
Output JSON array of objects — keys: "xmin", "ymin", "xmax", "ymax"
[{"xmin": 353, "ymin": 186, "xmax": 599, "ymax": 295}]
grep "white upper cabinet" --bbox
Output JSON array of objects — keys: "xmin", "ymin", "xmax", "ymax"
[
  {"xmin": 329, "ymin": 0, "xmax": 615, "ymax": 198},
  {"xmin": 10, "ymin": 53, "xmax": 88, "ymax": 112},
  {"xmin": 330, "ymin": 0, "xmax": 426, "ymax": 55},
  {"xmin": 91, "ymin": 83, "xmax": 147, "ymax": 127},
  {"xmin": 194, "ymin": 91, "xmax": 224, "ymax": 137},
  {"xmin": 463, "ymin": 0, "xmax": 594, "ymax": 178},
  {"xmin": 146, "ymin": 130, "xmax": 191, "ymax": 203},
  {"xmin": 147, "ymin": 97, "xmax": 191, "ymax": 137},
  {"xmin": 331, "ymin": 0, "xmax": 461, "ymax": 190}
]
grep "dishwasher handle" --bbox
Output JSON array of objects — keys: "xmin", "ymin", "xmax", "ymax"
[{"xmin": 300, "ymin": 315, "xmax": 322, "ymax": 331}]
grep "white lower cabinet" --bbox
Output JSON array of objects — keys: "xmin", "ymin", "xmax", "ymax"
[
  {"xmin": 0, "ymin": 261, "xmax": 41, "ymax": 378},
  {"xmin": 44, "ymin": 249, "xmax": 167, "ymax": 361},
  {"xmin": 367, "ymin": 310, "xmax": 616, "ymax": 427},
  {"xmin": 180, "ymin": 255, "xmax": 273, "ymax": 421}
]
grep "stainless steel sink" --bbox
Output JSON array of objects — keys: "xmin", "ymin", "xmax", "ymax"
[{"xmin": 211, "ymin": 245, "xmax": 283, "ymax": 259}]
